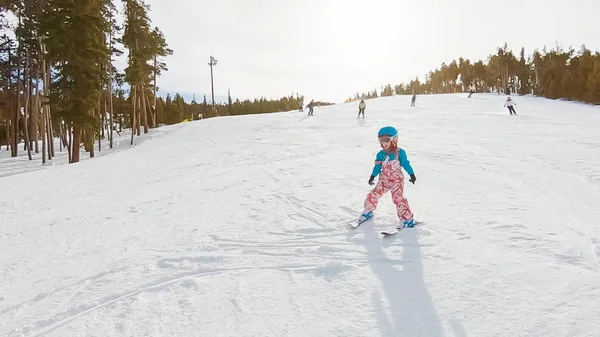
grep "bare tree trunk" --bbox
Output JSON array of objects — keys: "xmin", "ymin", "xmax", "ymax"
[
  {"xmin": 98, "ymin": 94, "xmax": 102, "ymax": 152},
  {"xmin": 61, "ymin": 122, "xmax": 68, "ymax": 148},
  {"xmin": 38, "ymin": 38, "xmax": 49, "ymax": 164},
  {"xmin": 49, "ymin": 125, "xmax": 54, "ymax": 158},
  {"xmin": 22, "ymin": 101, "xmax": 32, "ymax": 160},
  {"xmin": 109, "ymin": 80, "xmax": 114, "ymax": 149},
  {"xmin": 47, "ymin": 64, "xmax": 55, "ymax": 159},
  {"xmin": 31, "ymin": 75, "xmax": 39, "ymax": 153},
  {"xmin": 28, "ymin": 76, "xmax": 33, "ymax": 151},
  {"xmin": 534, "ymin": 66, "xmax": 540, "ymax": 94},
  {"xmin": 13, "ymin": 95, "xmax": 19, "ymax": 157},
  {"xmin": 15, "ymin": 48, "xmax": 25, "ymax": 154},
  {"xmin": 130, "ymin": 84, "xmax": 137, "ymax": 145},
  {"xmin": 46, "ymin": 109, "xmax": 52, "ymax": 160},
  {"xmin": 41, "ymin": 103, "xmax": 46, "ymax": 164},
  {"xmin": 107, "ymin": 3, "xmax": 115, "ymax": 147},
  {"xmin": 45, "ymin": 101, "xmax": 52, "ymax": 160},
  {"xmin": 22, "ymin": 53, "xmax": 32, "ymax": 160},
  {"xmin": 4, "ymin": 51, "xmax": 10, "ymax": 152},
  {"xmin": 17, "ymin": 71, "xmax": 31, "ymax": 159},
  {"xmin": 137, "ymin": 94, "xmax": 141, "ymax": 135},
  {"xmin": 505, "ymin": 63, "xmax": 509, "ymax": 92},
  {"xmin": 103, "ymin": 98, "xmax": 107, "ymax": 145},
  {"xmin": 145, "ymin": 94, "xmax": 153, "ymax": 128},
  {"xmin": 89, "ymin": 130, "xmax": 95, "ymax": 158},
  {"xmin": 100, "ymin": 100, "xmax": 105, "ymax": 136},
  {"xmin": 36, "ymin": 71, "xmax": 44, "ymax": 158},
  {"xmin": 4, "ymin": 121, "xmax": 9, "ymax": 151},
  {"xmin": 141, "ymin": 83, "xmax": 148, "ymax": 133},
  {"xmin": 59, "ymin": 122, "xmax": 62, "ymax": 153},
  {"xmin": 153, "ymin": 55, "xmax": 157, "ymax": 128},
  {"xmin": 67, "ymin": 124, "xmax": 72, "ymax": 162},
  {"xmin": 71, "ymin": 124, "xmax": 80, "ymax": 163},
  {"xmin": 8, "ymin": 48, "xmax": 18, "ymax": 157},
  {"xmin": 135, "ymin": 88, "xmax": 141, "ymax": 136},
  {"xmin": 10, "ymin": 117, "xmax": 15, "ymax": 156}
]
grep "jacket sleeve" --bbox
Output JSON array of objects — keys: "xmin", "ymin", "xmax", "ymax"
[
  {"xmin": 399, "ymin": 149, "xmax": 414, "ymax": 175},
  {"xmin": 371, "ymin": 151, "xmax": 385, "ymax": 177}
]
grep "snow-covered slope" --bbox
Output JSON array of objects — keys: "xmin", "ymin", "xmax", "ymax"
[
  {"xmin": 0, "ymin": 126, "xmax": 179, "ymax": 178},
  {"xmin": 1, "ymin": 93, "xmax": 599, "ymax": 337}
]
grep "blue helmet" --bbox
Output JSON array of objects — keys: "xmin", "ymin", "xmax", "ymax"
[{"xmin": 378, "ymin": 126, "xmax": 398, "ymax": 138}]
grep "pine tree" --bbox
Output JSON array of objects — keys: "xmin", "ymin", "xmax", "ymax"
[
  {"xmin": 516, "ymin": 47, "xmax": 531, "ymax": 95},
  {"xmin": 458, "ymin": 58, "xmax": 474, "ymax": 91},
  {"xmin": 44, "ymin": 0, "xmax": 111, "ymax": 163},
  {"xmin": 105, "ymin": 0, "xmax": 123, "ymax": 149},
  {"xmin": 122, "ymin": 0, "xmax": 154, "ymax": 138},
  {"xmin": 149, "ymin": 27, "xmax": 171, "ymax": 127},
  {"xmin": 586, "ymin": 58, "xmax": 600, "ymax": 103}
]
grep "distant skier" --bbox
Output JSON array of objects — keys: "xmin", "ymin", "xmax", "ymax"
[
  {"xmin": 357, "ymin": 126, "xmax": 417, "ymax": 229},
  {"xmin": 358, "ymin": 99, "xmax": 366, "ymax": 118},
  {"xmin": 504, "ymin": 97, "xmax": 517, "ymax": 115},
  {"xmin": 307, "ymin": 100, "xmax": 314, "ymax": 116},
  {"xmin": 411, "ymin": 94, "xmax": 416, "ymax": 107}
]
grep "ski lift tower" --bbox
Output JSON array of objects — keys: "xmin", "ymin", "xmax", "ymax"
[{"xmin": 209, "ymin": 55, "xmax": 218, "ymax": 114}]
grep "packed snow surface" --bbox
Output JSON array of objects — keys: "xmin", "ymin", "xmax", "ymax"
[{"xmin": 1, "ymin": 93, "xmax": 600, "ymax": 337}]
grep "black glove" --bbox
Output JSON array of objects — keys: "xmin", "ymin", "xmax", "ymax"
[
  {"xmin": 368, "ymin": 175, "xmax": 375, "ymax": 185},
  {"xmin": 409, "ymin": 174, "xmax": 416, "ymax": 185}
]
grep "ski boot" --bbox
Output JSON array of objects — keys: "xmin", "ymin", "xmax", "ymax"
[
  {"xmin": 398, "ymin": 218, "xmax": 415, "ymax": 229},
  {"xmin": 357, "ymin": 210, "xmax": 373, "ymax": 224}
]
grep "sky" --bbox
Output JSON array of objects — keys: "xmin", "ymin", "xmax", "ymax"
[
  {"xmin": 5, "ymin": 0, "xmax": 600, "ymax": 104},
  {"xmin": 133, "ymin": 0, "xmax": 600, "ymax": 103}
]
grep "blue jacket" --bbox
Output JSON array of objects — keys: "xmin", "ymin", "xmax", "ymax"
[{"xmin": 371, "ymin": 148, "xmax": 414, "ymax": 177}]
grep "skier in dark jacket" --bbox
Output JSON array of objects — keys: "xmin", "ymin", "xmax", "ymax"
[{"xmin": 306, "ymin": 100, "xmax": 314, "ymax": 116}]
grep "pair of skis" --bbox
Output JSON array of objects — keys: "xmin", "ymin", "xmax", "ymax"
[
  {"xmin": 350, "ymin": 217, "xmax": 423, "ymax": 235},
  {"xmin": 349, "ymin": 203, "xmax": 428, "ymax": 236}
]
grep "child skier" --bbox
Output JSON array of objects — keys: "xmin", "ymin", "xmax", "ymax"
[{"xmin": 358, "ymin": 126, "xmax": 417, "ymax": 228}]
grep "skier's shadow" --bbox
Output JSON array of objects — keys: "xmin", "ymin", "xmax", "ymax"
[
  {"xmin": 297, "ymin": 115, "xmax": 311, "ymax": 122},
  {"xmin": 360, "ymin": 220, "xmax": 444, "ymax": 336}
]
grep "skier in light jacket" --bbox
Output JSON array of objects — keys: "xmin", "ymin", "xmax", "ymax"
[
  {"xmin": 358, "ymin": 99, "xmax": 366, "ymax": 118},
  {"xmin": 504, "ymin": 97, "xmax": 517, "ymax": 115}
]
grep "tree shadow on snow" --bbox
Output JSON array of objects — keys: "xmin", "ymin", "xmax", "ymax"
[{"xmin": 360, "ymin": 221, "xmax": 444, "ymax": 336}]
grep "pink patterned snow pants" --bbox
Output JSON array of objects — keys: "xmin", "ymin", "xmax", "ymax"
[{"xmin": 364, "ymin": 155, "xmax": 413, "ymax": 221}]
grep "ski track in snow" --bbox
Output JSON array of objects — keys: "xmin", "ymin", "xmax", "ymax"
[{"xmin": 1, "ymin": 93, "xmax": 600, "ymax": 336}]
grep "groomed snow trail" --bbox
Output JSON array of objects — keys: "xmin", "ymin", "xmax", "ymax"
[{"xmin": 1, "ymin": 93, "xmax": 599, "ymax": 337}]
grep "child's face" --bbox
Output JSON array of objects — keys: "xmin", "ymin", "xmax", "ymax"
[{"xmin": 379, "ymin": 136, "xmax": 393, "ymax": 149}]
